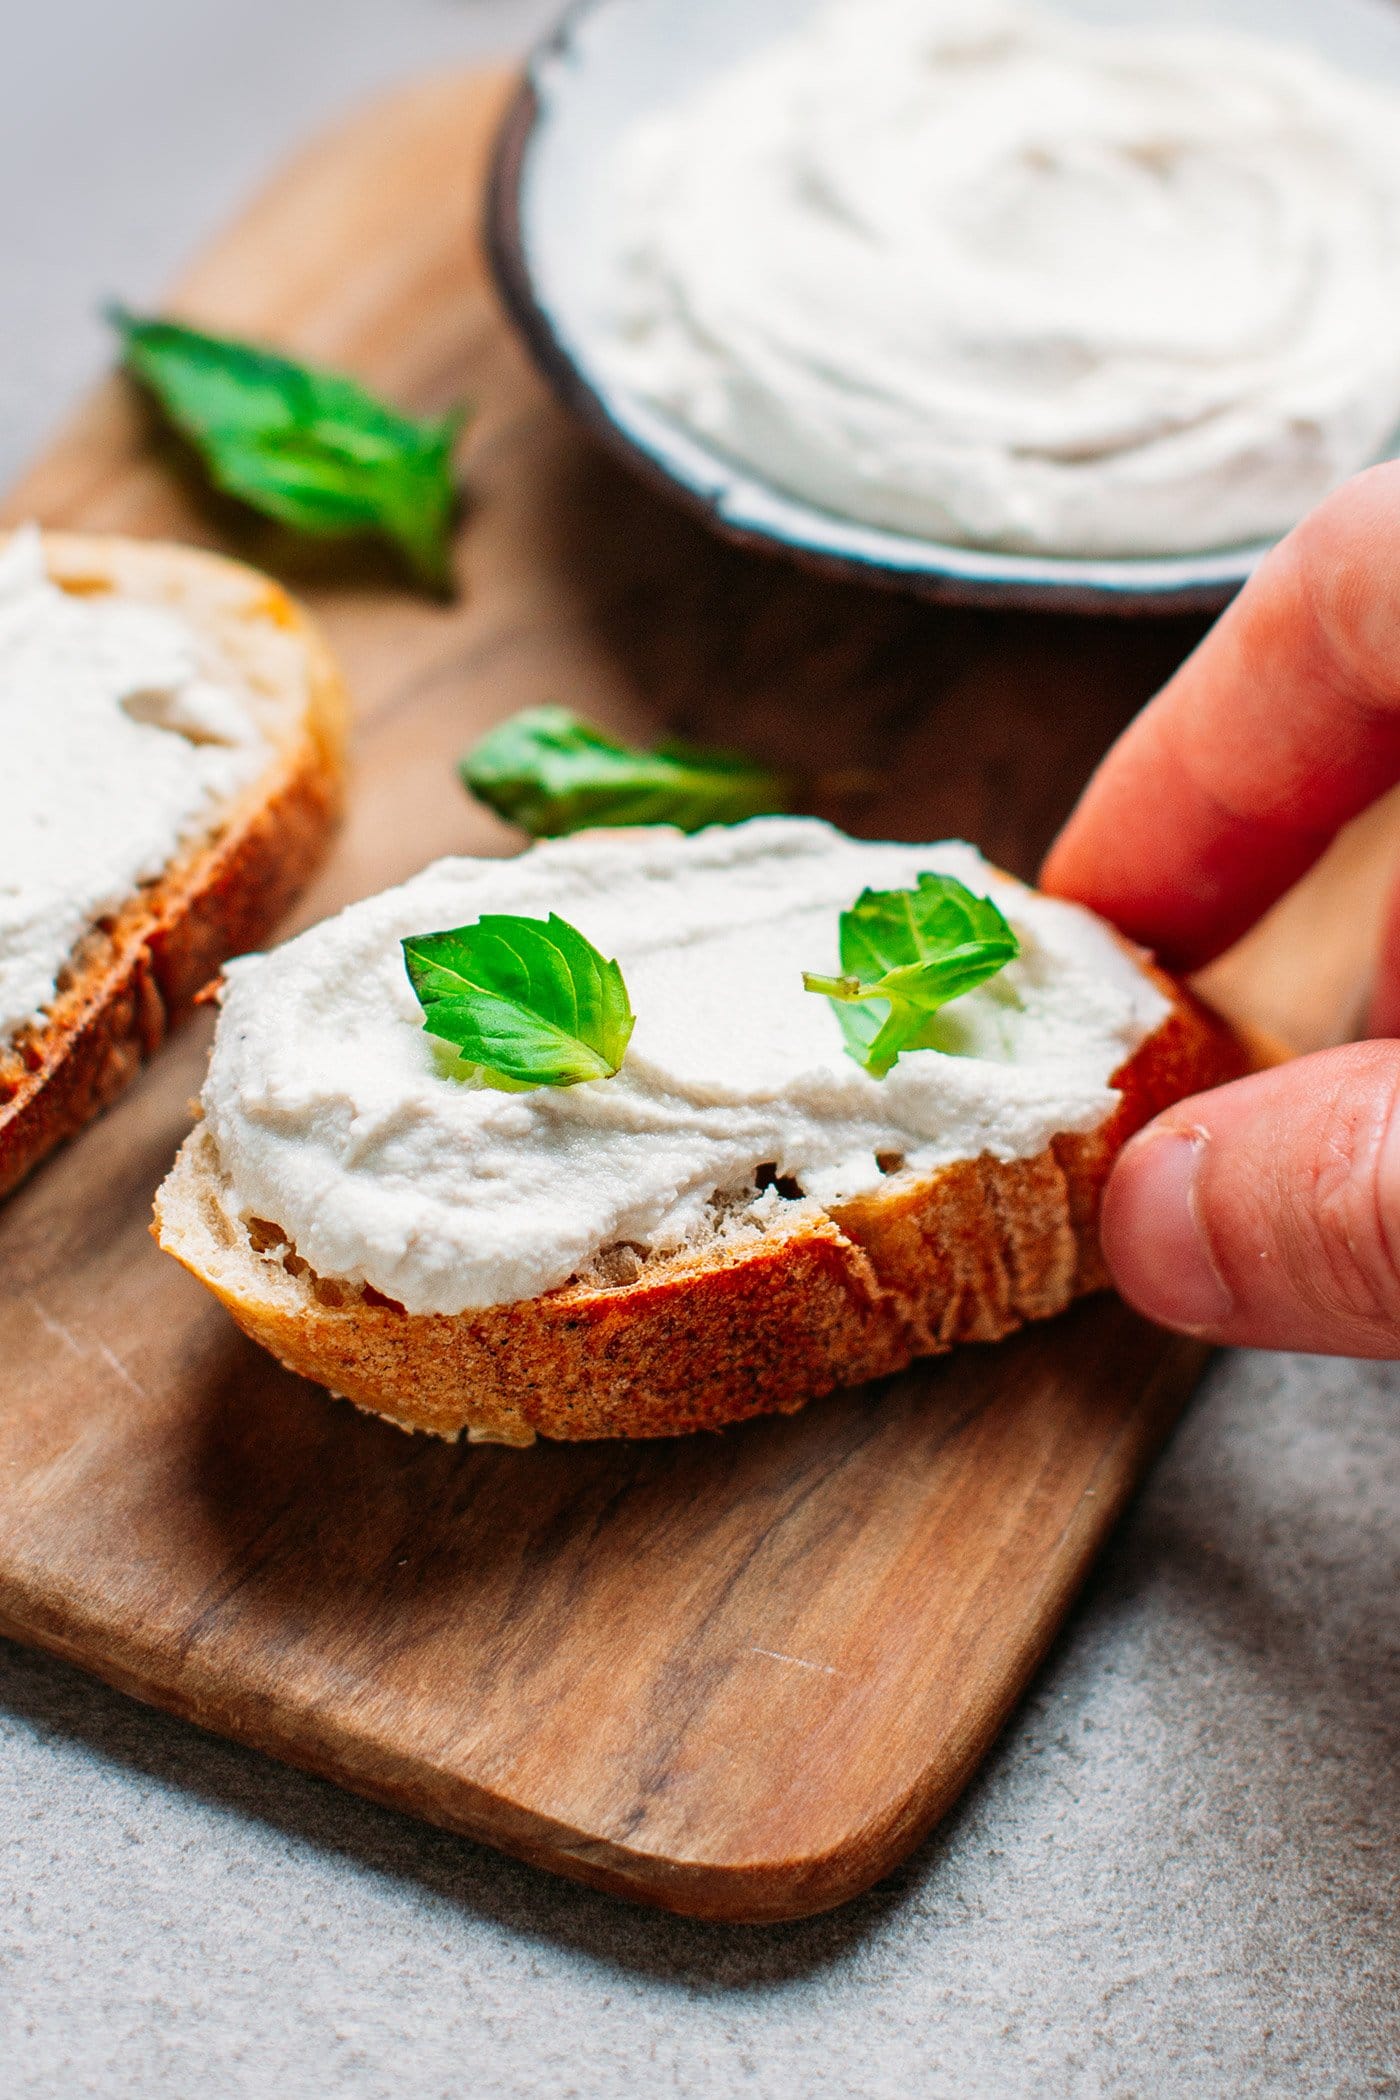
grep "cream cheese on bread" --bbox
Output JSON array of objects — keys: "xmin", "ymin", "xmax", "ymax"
[
  {"xmin": 0, "ymin": 526, "xmax": 269, "ymax": 1044},
  {"xmin": 199, "ymin": 818, "xmax": 1169, "ymax": 1316}
]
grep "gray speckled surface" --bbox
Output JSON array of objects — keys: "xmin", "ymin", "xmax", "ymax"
[{"xmin": 1, "ymin": 6, "xmax": 1398, "ymax": 2094}]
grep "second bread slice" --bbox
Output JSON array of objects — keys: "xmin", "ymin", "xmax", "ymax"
[{"xmin": 0, "ymin": 531, "xmax": 348, "ymax": 1198}]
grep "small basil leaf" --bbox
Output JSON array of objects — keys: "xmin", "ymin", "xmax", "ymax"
[
  {"xmin": 803, "ymin": 871, "xmax": 1019, "ymax": 1078},
  {"xmin": 108, "ymin": 305, "xmax": 465, "ymax": 593},
  {"xmin": 459, "ymin": 706, "xmax": 797, "ymax": 837},
  {"xmin": 402, "ymin": 911, "xmax": 634, "ymax": 1089}
]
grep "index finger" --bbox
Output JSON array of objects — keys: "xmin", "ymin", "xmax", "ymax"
[{"xmin": 1041, "ymin": 462, "xmax": 1400, "ymax": 969}]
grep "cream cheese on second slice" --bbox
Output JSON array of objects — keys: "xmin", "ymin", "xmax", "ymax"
[
  {"xmin": 0, "ymin": 527, "xmax": 270, "ymax": 1046},
  {"xmin": 202, "ymin": 818, "xmax": 1169, "ymax": 1315}
]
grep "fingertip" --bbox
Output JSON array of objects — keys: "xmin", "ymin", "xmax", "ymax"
[
  {"xmin": 1103, "ymin": 1045, "xmax": 1400, "ymax": 1356},
  {"xmin": 1100, "ymin": 1121, "xmax": 1234, "ymax": 1337}
]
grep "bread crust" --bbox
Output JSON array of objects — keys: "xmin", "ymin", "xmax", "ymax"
[
  {"xmin": 0, "ymin": 532, "xmax": 348, "ymax": 1199},
  {"xmin": 154, "ymin": 963, "xmax": 1253, "ymax": 1443}
]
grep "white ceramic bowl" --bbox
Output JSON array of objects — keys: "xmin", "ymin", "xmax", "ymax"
[{"xmin": 488, "ymin": 0, "xmax": 1400, "ymax": 616}]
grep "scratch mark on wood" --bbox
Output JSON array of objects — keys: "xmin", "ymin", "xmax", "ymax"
[
  {"xmin": 31, "ymin": 1300, "xmax": 85, "ymax": 1358},
  {"xmin": 31, "ymin": 1299, "xmax": 148, "ymax": 1400},
  {"xmin": 94, "ymin": 1340, "xmax": 149, "ymax": 1402},
  {"xmin": 750, "ymin": 1646, "xmax": 838, "ymax": 1677}
]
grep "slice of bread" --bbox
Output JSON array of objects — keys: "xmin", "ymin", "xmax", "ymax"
[
  {"xmin": 0, "ymin": 532, "xmax": 347, "ymax": 1198},
  {"xmin": 154, "ymin": 950, "xmax": 1252, "ymax": 1445}
]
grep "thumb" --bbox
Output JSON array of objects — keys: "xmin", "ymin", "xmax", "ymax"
[{"xmin": 1101, "ymin": 1042, "xmax": 1400, "ymax": 1356}]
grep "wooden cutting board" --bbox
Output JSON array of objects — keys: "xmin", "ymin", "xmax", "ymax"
[{"xmin": 1, "ymin": 70, "xmax": 1395, "ymax": 1925}]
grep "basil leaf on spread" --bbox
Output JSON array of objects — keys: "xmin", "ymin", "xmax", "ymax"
[
  {"xmin": 460, "ymin": 706, "xmax": 797, "ymax": 837},
  {"xmin": 108, "ymin": 306, "xmax": 465, "ymax": 593},
  {"xmin": 402, "ymin": 912, "xmax": 634, "ymax": 1089},
  {"xmin": 803, "ymin": 873, "xmax": 1019, "ymax": 1079}
]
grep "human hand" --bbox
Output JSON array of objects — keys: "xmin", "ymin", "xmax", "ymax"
[{"xmin": 1043, "ymin": 462, "xmax": 1400, "ymax": 1355}]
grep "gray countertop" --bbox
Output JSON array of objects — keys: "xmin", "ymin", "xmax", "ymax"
[{"xmin": 1, "ymin": 6, "xmax": 1397, "ymax": 2095}]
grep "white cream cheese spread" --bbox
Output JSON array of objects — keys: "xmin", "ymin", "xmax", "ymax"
[
  {"xmin": 201, "ymin": 818, "xmax": 1169, "ymax": 1315},
  {"xmin": 0, "ymin": 527, "xmax": 269, "ymax": 1046},
  {"xmin": 602, "ymin": 0, "xmax": 1400, "ymax": 556}
]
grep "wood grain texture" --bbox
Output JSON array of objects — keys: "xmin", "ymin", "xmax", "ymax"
[{"xmin": 1, "ymin": 69, "xmax": 1396, "ymax": 1923}]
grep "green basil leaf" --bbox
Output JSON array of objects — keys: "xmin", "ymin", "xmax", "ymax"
[
  {"xmin": 108, "ymin": 305, "xmax": 465, "ymax": 592},
  {"xmin": 402, "ymin": 911, "xmax": 634, "ymax": 1089},
  {"xmin": 459, "ymin": 706, "xmax": 797, "ymax": 837},
  {"xmin": 803, "ymin": 872, "xmax": 1019, "ymax": 1078}
]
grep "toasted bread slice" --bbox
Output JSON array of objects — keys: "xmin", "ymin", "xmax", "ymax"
[
  {"xmin": 155, "ymin": 959, "xmax": 1251, "ymax": 1444},
  {"xmin": 0, "ymin": 532, "xmax": 347, "ymax": 1198}
]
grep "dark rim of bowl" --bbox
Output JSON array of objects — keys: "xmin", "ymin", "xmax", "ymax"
[{"xmin": 485, "ymin": 14, "xmax": 1258, "ymax": 620}]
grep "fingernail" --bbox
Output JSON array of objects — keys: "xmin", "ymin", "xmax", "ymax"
[{"xmin": 1107, "ymin": 1126, "xmax": 1234, "ymax": 1333}]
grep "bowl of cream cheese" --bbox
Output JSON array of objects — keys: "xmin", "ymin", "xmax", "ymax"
[{"xmin": 488, "ymin": 0, "xmax": 1400, "ymax": 613}]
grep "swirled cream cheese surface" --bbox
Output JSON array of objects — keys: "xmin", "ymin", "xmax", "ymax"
[
  {"xmin": 602, "ymin": 0, "xmax": 1400, "ymax": 556},
  {"xmin": 0, "ymin": 528, "xmax": 267, "ymax": 1046},
  {"xmin": 201, "ymin": 819, "xmax": 1169, "ymax": 1314}
]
